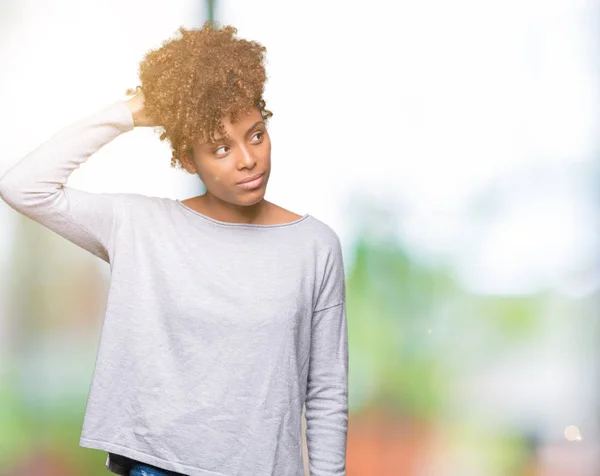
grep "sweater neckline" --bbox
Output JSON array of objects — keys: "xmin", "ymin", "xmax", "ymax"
[{"xmin": 175, "ymin": 199, "xmax": 311, "ymax": 228}]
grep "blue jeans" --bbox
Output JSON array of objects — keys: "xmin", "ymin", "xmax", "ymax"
[{"xmin": 129, "ymin": 462, "xmax": 187, "ymax": 476}]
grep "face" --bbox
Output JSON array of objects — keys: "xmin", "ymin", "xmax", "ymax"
[{"xmin": 182, "ymin": 107, "xmax": 271, "ymax": 208}]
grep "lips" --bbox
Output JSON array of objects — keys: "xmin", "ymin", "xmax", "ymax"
[
  {"xmin": 237, "ymin": 172, "xmax": 264, "ymax": 184},
  {"xmin": 236, "ymin": 173, "xmax": 265, "ymax": 190}
]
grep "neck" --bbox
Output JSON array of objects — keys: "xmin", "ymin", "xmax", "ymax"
[{"xmin": 195, "ymin": 193, "xmax": 272, "ymax": 224}]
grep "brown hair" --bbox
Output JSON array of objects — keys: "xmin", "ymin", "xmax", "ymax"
[{"xmin": 125, "ymin": 21, "xmax": 273, "ymax": 170}]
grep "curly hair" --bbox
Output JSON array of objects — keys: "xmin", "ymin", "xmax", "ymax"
[{"xmin": 125, "ymin": 21, "xmax": 273, "ymax": 170}]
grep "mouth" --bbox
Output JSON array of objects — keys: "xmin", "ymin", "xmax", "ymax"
[{"xmin": 237, "ymin": 172, "xmax": 265, "ymax": 190}]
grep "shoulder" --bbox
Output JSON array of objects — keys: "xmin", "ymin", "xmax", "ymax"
[
  {"xmin": 307, "ymin": 217, "xmax": 346, "ymax": 310},
  {"xmin": 110, "ymin": 193, "xmax": 172, "ymax": 223},
  {"xmin": 303, "ymin": 215, "xmax": 343, "ymax": 259},
  {"xmin": 119, "ymin": 193, "xmax": 172, "ymax": 209},
  {"xmin": 306, "ymin": 215, "xmax": 340, "ymax": 242}
]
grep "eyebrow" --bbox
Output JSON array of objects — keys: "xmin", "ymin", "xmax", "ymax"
[{"xmin": 211, "ymin": 121, "xmax": 265, "ymax": 143}]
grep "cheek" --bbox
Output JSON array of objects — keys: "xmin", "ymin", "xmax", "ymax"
[
  {"xmin": 197, "ymin": 164, "xmax": 229, "ymax": 189},
  {"xmin": 192, "ymin": 158, "xmax": 215, "ymax": 182}
]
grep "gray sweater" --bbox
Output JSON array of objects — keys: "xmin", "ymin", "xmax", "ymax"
[{"xmin": 0, "ymin": 100, "xmax": 348, "ymax": 476}]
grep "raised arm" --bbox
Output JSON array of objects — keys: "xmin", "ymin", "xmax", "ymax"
[
  {"xmin": 305, "ymin": 234, "xmax": 349, "ymax": 475},
  {"xmin": 0, "ymin": 100, "xmax": 135, "ymax": 263}
]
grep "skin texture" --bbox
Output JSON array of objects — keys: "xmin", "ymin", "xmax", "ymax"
[{"xmin": 124, "ymin": 21, "xmax": 302, "ymax": 225}]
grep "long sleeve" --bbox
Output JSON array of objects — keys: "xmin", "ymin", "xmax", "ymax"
[
  {"xmin": 0, "ymin": 100, "xmax": 135, "ymax": 263},
  {"xmin": 305, "ymin": 234, "xmax": 349, "ymax": 475}
]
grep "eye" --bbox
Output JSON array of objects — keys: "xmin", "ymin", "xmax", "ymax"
[
  {"xmin": 214, "ymin": 145, "xmax": 229, "ymax": 156},
  {"xmin": 252, "ymin": 131, "xmax": 265, "ymax": 142},
  {"xmin": 212, "ymin": 131, "xmax": 265, "ymax": 157}
]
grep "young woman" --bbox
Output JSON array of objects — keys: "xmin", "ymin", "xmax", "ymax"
[{"xmin": 0, "ymin": 22, "xmax": 348, "ymax": 476}]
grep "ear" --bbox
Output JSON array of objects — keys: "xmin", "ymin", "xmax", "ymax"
[{"xmin": 181, "ymin": 149, "xmax": 197, "ymax": 174}]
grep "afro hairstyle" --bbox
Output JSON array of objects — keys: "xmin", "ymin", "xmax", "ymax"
[{"xmin": 125, "ymin": 21, "xmax": 273, "ymax": 171}]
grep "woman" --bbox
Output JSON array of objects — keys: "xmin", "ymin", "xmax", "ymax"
[{"xmin": 0, "ymin": 22, "xmax": 348, "ymax": 476}]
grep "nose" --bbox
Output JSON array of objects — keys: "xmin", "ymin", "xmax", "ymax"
[{"xmin": 238, "ymin": 144, "xmax": 257, "ymax": 167}]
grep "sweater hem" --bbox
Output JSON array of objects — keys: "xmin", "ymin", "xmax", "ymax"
[{"xmin": 79, "ymin": 437, "xmax": 227, "ymax": 476}]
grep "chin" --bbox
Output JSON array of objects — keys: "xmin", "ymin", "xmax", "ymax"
[{"xmin": 245, "ymin": 191, "xmax": 267, "ymax": 204}]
